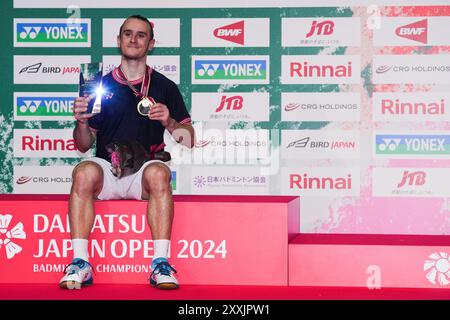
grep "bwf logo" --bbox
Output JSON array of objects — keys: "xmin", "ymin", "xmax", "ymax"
[
  {"xmin": 395, "ymin": 19, "xmax": 427, "ymax": 44},
  {"xmin": 0, "ymin": 215, "xmax": 26, "ymax": 259},
  {"xmin": 213, "ymin": 20, "xmax": 245, "ymax": 45}
]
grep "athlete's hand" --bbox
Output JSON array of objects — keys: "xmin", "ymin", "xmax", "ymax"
[
  {"xmin": 73, "ymin": 96, "xmax": 95, "ymax": 124},
  {"xmin": 148, "ymin": 102, "xmax": 171, "ymax": 127}
]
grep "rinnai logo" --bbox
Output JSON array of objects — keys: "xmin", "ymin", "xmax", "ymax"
[
  {"xmin": 290, "ymin": 173, "xmax": 352, "ymax": 190},
  {"xmin": 397, "ymin": 170, "xmax": 426, "ymax": 188},
  {"xmin": 14, "ymin": 129, "xmax": 90, "ymax": 158},
  {"xmin": 381, "ymin": 98, "xmax": 445, "ymax": 116},
  {"xmin": 424, "ymin": 252, "xmax": 450, "ymax": 286},
  {"xmin": 22, "ymin": 135, "xmax": 77, "ymax": 152},
  {"xmin": 395, "ymin": 19, "xmax": 427, "ymax": 44},
  {"xmin": 290, "ymin": 61, "xmax": 352, "ymax": 78},
  {"xmin": 216, "ymin": 95, "xmax": 243, "ymax": 112},
  {"xmin": 213, "ymin": 20, "xmax": 244, "ymax": 45},
  {"xmin": 306, "ymin": 20, "xmax": 334, "ymax": 38},
  {"xmin": 0, "ymin": 214, "xmax": 26, "ymax": 259}
]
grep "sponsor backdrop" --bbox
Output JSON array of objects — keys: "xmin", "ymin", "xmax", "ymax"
[{"xmin": 1, "ymin": 0, "xmax": 450, "ymax": 236}]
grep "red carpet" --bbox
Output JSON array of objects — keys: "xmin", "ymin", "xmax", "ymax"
[{"xmin": 0, "ymin": 284, "xmax": 449, "ymax": 300}]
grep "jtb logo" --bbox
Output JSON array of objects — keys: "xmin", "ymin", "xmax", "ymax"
[
  {"xmin": 306, "ymin": 20, "xmax": 335, "ymax": 38},
  {"xmin": 216, "ymin": 95, "xmax": 244, "ymax": 112},
  {"xmin": 397, "ymin": 170, "xmax": 426, "ymax": 188}
]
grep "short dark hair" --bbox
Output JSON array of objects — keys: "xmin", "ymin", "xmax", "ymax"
[{"xmin": 119, "ymin": 15, "xmax": 154, "ymax": 40}]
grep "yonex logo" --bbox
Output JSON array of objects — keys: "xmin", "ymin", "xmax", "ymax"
[
  {"xmin": 19, "ymin": 26, "xmax": 42, "ymax": 39},
  {"xmin": 0, "ymin": 214, "xmax": 26, "ymax": 259},
  {"xmin": 376, "ymin": 134, "xmax": 450, "ymax": 155},
  {"xmin": 197, "ymin": 64, "xmax": 220, "ymax": 77},
  {"xmin": 16, "ymin": 22, "xmax": 89, "ymax": 43},
  {"xmin": 19, "ymin": 100, "xmax": 42, "ymax": 113},
  {"xmin": 424, "ymin": 252, "xmax": 450, "ymax": 286},
  {"xmin": 378, "ymin": 138, "xmax": 401, "ymax": 151},
  {"xmin": 16, "ymin": 97, "xmax": 74, "ymax": 116},
  {"xmin": 194, "ymin": 60, "xmax": 266, "ymax": 80}
]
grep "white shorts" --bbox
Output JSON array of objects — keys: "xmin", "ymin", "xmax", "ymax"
[{"xmin": 79, "ymin": 157, "xmax": 170, "ymax": 200}]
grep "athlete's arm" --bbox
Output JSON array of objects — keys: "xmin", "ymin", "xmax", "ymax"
[{"xmin": 149, "ymin": 102, "xmax": 195, "ymax": 148}]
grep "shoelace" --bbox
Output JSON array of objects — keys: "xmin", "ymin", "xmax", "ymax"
[
  {"xmin": 63, "ymin": 259, "xmax": 96, "ymax": 275},
  {"xmin": 151, "ymin": 261, "xmax": 177, "ymax": 277}
]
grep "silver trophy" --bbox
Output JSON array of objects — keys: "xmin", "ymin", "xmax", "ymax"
[{"xmin": 79, "ymin": 62, "xmax": 103, "ymax": 114}]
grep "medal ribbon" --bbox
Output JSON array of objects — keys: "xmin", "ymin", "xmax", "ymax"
[{"xmin": 117, "ymin": 64, "xmax": 151, "ymax": 99}]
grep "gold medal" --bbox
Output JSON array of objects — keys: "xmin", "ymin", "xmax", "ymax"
[
  {"xmin": 137, "ymin": 97, "xmax": 155, "ymax": 116},
  {"xmin": 118, "ymin": 65, "xmax": 154, "ymax": 116}
]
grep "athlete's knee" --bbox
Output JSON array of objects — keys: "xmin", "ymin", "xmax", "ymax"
[
  {"xmin": 72, "ymin": 162, "xmax": 103, "ymax": 193},
  {"xmin": 142, "ymin": 163, "xmax": 171, "ymax": 192}
]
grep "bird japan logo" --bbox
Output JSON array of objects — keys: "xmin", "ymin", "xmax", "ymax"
[{"xmin": 0, "ymin": 215, "xmax": 27, "ymax": 259}]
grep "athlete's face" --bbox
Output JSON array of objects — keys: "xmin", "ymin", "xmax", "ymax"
[{"xmin": 117, "ymin": 18, "xmax": 154, "ymax": 60}]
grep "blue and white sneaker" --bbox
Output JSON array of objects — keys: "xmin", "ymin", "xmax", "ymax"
[
  {"xmin": 59, "ymin": 258, "xmax": 94, "ymax": 289},
  {"xmin": 150, "ymin": 257, "xmax": 179, "ymax": 290}
]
